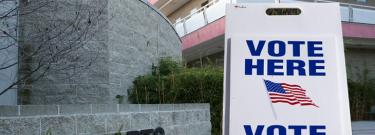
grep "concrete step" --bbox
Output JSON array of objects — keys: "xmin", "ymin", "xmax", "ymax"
[{"xmin": 353, "ymin": 121, "xmax": 375, "ymax": 135}]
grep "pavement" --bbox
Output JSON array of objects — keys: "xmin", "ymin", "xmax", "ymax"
[{"xmin": 352, "ymin": 121, "xmax": 375, "ymax": 135}]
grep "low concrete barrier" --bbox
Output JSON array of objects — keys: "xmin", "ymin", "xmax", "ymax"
[
  {"xmin": 352, "ymin": 121, "xmax": 375, "ymax": 135},
  {"xmin": 0, "ymin": 104, "xmax": 211, "ymax": 135}
]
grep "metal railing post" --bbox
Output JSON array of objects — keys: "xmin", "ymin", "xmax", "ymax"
[
  {"xmin": 349, "ymin": 5, "xmax": 354, "ymax": 22},
  {"xmin": 203, "ymin": 7, "xmax": 209, "ymax": 25},
  {"xmin": 182, "ymin": 19, "xmax": 187, "ymax": 35}
]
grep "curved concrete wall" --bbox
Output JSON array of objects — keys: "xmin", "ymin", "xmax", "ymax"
[{"xmin": 18, "ymin": 0, "xmax": 181, "ymax": 104}]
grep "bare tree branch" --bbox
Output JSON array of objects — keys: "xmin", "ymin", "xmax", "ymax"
[
  {"xmin": 0, "ymin": 62, "xmax": 17, "ymax": 70},
  {"xmin": 0, "ymin": 42, "xmax": 16, "ymax": 51},
  {"xmin": 0, "ymin": 0, "xmax": 106, "ymax": 96}
]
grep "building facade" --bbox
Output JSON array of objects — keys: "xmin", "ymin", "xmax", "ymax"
[{"xmin": 149, "ymin": 0, "xmax": 375, "ymax": 80}]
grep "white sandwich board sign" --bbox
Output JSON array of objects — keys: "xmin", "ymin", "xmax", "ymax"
[{"xmin": 223, "ymin": 3, "xmax": 352, "ymax": 135}]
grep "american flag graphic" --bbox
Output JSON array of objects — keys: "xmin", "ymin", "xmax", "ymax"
[{"xmin": 264, "ymin": 80, "xmax": 318, "ymax": 107}]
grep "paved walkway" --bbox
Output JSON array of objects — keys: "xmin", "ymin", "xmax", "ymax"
[{"xmin": 352, "ymin": 121, "xmax": 375, "ymax": 135}]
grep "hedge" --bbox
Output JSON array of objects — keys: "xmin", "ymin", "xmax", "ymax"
[
  {"xmin": 128, "ymin": 58, "xmax": 223, "ymax": 135},
  {"xmin": 348, "ymin": 68, "xmax": 375, "ymax": 120}
]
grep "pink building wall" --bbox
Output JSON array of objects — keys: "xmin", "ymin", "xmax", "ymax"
[{"xmin": 182, "ymin": 17, "xmax": 375, "ymax": 50}]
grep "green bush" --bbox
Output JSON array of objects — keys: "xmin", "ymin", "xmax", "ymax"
[
  {"xmin": 128, "ymin": 58, "xmax": 223, "ymax": 135},
  {"xmin": 348, "ymin": 68, "xmax": 375, "ymax": 120}
]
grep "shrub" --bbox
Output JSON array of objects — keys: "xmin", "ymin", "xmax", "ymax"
[
  {"xmin": 348, "ymin": 68, "xmax": 375, "ymax": 120},
  {"xmin": 128, "ymin": 58, "xmax": 223, "ymax": 135}
]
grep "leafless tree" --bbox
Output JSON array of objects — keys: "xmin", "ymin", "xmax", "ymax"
[{"xmin": 0, "ymin": 0, "xmax": 106, "ymax": 99}]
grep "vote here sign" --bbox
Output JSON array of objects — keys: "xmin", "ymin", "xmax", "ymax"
[{"xmin": 223, "ymin": 3, "xmax": 352, "ymax": 135}]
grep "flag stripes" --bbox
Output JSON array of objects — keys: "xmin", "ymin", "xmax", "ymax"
[{"xmin": 264, "ymin": 80, "xmax": 318, "ymax": 107}]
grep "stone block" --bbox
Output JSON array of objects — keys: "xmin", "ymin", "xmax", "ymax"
[
  {"xmin": 130, "ymin": 113, "xmax": 151, "ymax": 130},
  {"xmin": 0, "ymin": 117, "xmax": 40, "ymax": 135},
  {"xmin": 28, "ymin": 96, "xmax": 46, "ymax": 105},
  {"xmin": 45, "ymin": 95, "xmax": 75, "ymax": 104},
  {"xmin": 187, "ymin": 122, "xmax": 211, "ymax": 135},
  {"xmin": 196, "ymin": 103, "xmax": 210, "ymax": 110},
  {"xmin": 59, "ymin": 104, "xmax": 91, "ymax": 114},
  {"xmin": 173, "ymin": 125, "xmax": 188, "ymax": 135},
  {"xmin": 119, "ymin": 1, "xmax": 144, "ymax": 32},
  {"xmin": 20, "ymin": 105, "xmax": 58, "ymax": 116},
  {"xmin": 164, "ymin": 127, "xmax": 177, "ymax": 135},
  {"xmin": 109, "ymin": 73, "xmax": 122, "ymax": 85},
  {"xmin": 105, "ymin": 114, "xmax": 131, "ymax": 133},
  {"xmin": 198, "ymin": 110, "xmax": 211, "ymax": 122},
  {"xmin": 172, "ymin": 111, "xmax": 189, "ymax": 125},
  {"xmin": 119, "ymin": 104, "xmax": 140, "ymax": 112},
  {"xmin": 87, "ymin": 72, "xmax": 110, "ymax": 84},
  {"xmin": 158, "ymin": 104, "xmax": 174, "ymax": 111},
  {"xmin": 41, "ymin": 116, "xmax": 76, "ymax": 135},
  {"xmin": 54, "ymin": 85, "xmax": 77, "ymax": 95},
  {"xmin": 0, "ymin": 106, "xmax": 18, "ymax": 116},
  {"xmin": 92, "ymin": 104, "xmax": 117, "ymax": 113},
  {"xmin": 186, "ymin": 110, "xmax": 199, "ymax": 123},
  {"xmin": 173, "ymin": 104, "xmax": 187, "ymax": 111},
  {"xmin": 76, "ymin": 114, "xmax": 106, "ymax": 134},
  {"xmin": 109, "ymin": 62, "xmax": 128, "ymax": 74},
  {"xmin": 150, "ymin": 112, "xmax": 173, "ymax": 127},
  {"xmin": 74, "ymin": 84, "xmax": 111, "ymax": 104},
  {"xmin": 85, "ymin": 59, "xmax": 109, "ymax": 76},
  {"xmin": 109, "ymin": 84, "xmax": 128, "ymax": 104},
  {"xmin": 107, "ymin": 26, "xmax": 133, "ymax": 47},
  {"xmin": 140, "ymin": 104, "xmax": 158, "ymax": 112},
  {"xmin": 182, "ymin": 104, "xmax": 199, "ymax": 110},
  {"xmin": 186, "ymin": 110, "xmax": 212, "ymax": 123}
]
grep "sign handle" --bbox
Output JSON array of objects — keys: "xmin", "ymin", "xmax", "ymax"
[{"xmin": 262, "ymin": 79, "xmax": 278, "ymax": 120}]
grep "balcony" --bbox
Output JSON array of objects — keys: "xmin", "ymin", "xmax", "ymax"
[
  {"xmin": 174, "ymin": 0, "xmax": 375, "ymax": 37},
  {"xmin": 149, "ymin": 0, "xmax": 191, "ymax": 16}
]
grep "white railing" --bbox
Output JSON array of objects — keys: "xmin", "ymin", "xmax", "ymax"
[
  {"xmin": 174, "ymin": 0, "xmax": 226, "ymax": 37},
  {"xmin": 174, "ymin": 0, "xmax": 375, "ymax": 37}
]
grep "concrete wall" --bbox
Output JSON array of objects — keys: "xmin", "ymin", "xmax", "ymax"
[
  {"xmin": 107, "ymin": 0, "xmax": 182, "ymax": 104},
  {"xmin": 0, "ymin": 0, "xmax": 18, "ymax": 105},
  {"xmin": 0, "ymin": 104, "xmax": 211, "ymax": 135},
  {"xmin": 18, "ymin": 0, "xmax": 181, "ymax": 104}
]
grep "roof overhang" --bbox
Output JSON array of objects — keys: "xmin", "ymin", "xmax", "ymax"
[{"xmin": 149, "ymin": 0, "xmax": 191, "ymax": 16}]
